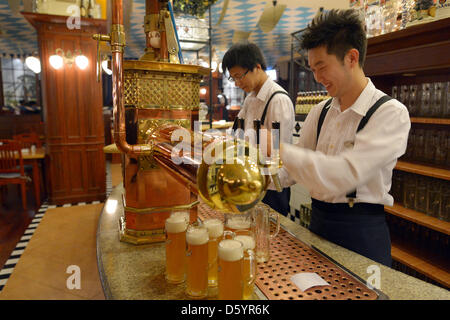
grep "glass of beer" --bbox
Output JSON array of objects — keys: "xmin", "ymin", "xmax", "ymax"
[
  {"xmin": 252, "ymin": 203, "xmax": 279, "ymax": 263},
  {"xmin": 186, "ymin": 225, "xmax": 209, "ymax": 299},
  {"xmin": 171, "ymin": 210, "xmax": 190, "ymax": 222},
  {"xmin": 218, "ymin": 239, "xmax": 245, "ymax": 300},
  {"xmin": 165, "ymin": 212, "xmax": 189, "ymax": 284},
  {"xmin": 224, "ymin": 212, "xmax": 253, "ymax": 235},
  {"xmin": 203, "ymin": 219, "xmax": 236, "ymax": 288},
  {"xmin": 203, "ymin": 218, "xmax": 223, "ymax": 288},
  {"xmin": 235, "ymin": 233, "xmax": 256, "ymax": 300}
]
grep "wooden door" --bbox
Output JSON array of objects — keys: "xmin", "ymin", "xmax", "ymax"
[{"xmin": 23, "ymin": 13, "xmax": 107, "ymax": 205}]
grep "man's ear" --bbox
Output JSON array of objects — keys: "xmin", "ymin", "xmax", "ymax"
[{"xmin": 345, "ymin": 49, "xmax": 360, "ymax": 68}]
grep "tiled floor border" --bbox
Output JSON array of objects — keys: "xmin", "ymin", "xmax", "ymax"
[{"xmin": 0, "ymin": 161, "xmax": 113, "ymax": 292}]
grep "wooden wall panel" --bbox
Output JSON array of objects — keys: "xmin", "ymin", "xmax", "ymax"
[
  {"xmin": 86, "ymin": 146, "xmax": 105, "ymax": 192},
  {"xmin": 48, "ymin": 149, "xmax": 66, "ymax": 194},
  {"xmin": 68, "ymin": 148, "xmax": 85, "ymax": 193},
  {"xmin": 24, "ymin": 12, "xmax": 106, "ymax": 205}
]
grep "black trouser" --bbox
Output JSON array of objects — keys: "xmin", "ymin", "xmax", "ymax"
[
  {"xmin": 262, "ymin": 188, "xmax": 291, "ymax": 216},
  {"xmin": 309, "ymin": 198, "xmax": 392, "ymax": 267}
]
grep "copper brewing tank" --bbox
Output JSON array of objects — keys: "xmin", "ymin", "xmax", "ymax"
[{"xmin": 119, "ymin": 60, "xmax": 209, "ymax": 244}]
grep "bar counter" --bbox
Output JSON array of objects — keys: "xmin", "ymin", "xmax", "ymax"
[{"xmin": 97, "ymin": 184, "xmax": 450, "ymax": 300}]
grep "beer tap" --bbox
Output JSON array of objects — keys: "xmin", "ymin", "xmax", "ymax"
[
  {"xmin": 253, "ymin": 119, "xmax": 261, "ymax": 147},
  {"xmin": 270, "ymin": 121, "xmax": 283, "ymax": 192},
  {"xmin": 237, "ymin": 118, "xmax": 246, "ymax": 157},
  {"xmin": 238, "ymin": 118, "xmax": 245, "ymax": 133}
]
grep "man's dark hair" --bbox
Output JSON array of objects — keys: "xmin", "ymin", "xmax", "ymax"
[
  {"xmin": 301, "ymin": 9, "xmax": 367, "ymax": 67},
  {"xmin": 222, "ymin": 42, "xmax": 267, "ymax": 74}
]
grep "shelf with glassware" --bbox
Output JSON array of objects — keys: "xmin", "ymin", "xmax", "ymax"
[
  {"xmin": 389, "ymin": 80, "xmax": 450, "ymax": 224},
  {"xmin": 387, "ymin": 171, "xmax": 450, "ymax": 288},
  {"xmin": 365, "ymin": 16, "xmax": 450, "ymax": 289},
  {"xmin": 385, "ymin": 81, "xmax": 450, "ymax": 288}
]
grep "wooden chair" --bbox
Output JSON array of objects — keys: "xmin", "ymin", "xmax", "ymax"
[
  {"xmin": 13, "ymin": 132, "xmax": 42, "ymax": 148},
  {"xmin": 0, "ymin": 140, "xmax": 31, "ymax": 210},
  {"xmin": 12, "ymin": 133, "xmax": 43, "ymax": 207}
]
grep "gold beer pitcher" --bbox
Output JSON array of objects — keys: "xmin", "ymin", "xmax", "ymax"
[{"xmin": 95, "ymin": 0, "xmax": 276, "ymax": 245}]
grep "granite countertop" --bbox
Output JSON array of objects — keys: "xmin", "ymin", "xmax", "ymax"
[{"xmin": 97, "ymin": 184, "xmax": 450, "ymax": 300}]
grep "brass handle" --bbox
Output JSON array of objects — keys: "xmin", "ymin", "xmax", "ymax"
[{"xmin": 92, "ymin": 34, "xmax": 111, "ymax": 83}]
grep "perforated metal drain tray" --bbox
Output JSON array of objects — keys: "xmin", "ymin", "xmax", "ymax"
[{"xmin": 198, "ymin": 203, "xmax": 389, "ymax": 300}]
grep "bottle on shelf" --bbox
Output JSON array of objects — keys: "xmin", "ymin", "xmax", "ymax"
[
  {"xmin": 295, "ymin": 91, "xmax": 330, "ymax": 115},
  {"xmin": 80, "ymin": 0, "xmax": 87, "ymax": 18},
  {"xmin": 88, "ymin": 0, "xmax": 95, "ymax": 19}
]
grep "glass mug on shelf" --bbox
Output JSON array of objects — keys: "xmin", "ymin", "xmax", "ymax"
[
  {"xmin": 235, "ymin": 233, "xmax": 257, "ymax": 300},
  {"xmin": 202, "ymin": 218, "xmax": 236, "ymax": 288},
  {"xmin": 185, "ymin": 225, "xmax": 209, "ymax": 299},
  {"xmin": 217, "ymin": 239, "xmax": 255, "ymax": 300},
  {"xmin": 164, "ymin": 211, "xmax": 189, "ymax": 284},
  {"xmin": 252, "ymin": 203, "xmax": 280, "ymax": 263}
]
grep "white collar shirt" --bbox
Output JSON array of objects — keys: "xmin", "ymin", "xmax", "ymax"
[
  {"xmin": 277, "ymin": 78, "xmax": 411, "ymax": 206},
  {"xmin": 237, "ymin": 77, "xmax": 295, "ymax": 145}
]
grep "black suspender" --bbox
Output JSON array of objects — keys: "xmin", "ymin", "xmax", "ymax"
[
  {"xmin": 316, "ymin": 95, "xmax": 393, "ymax": 206},
  {"xmin": 261, "ymin": 91, "xmax": 291, "ymax": 126},
  {"xmin": 356, "ymin": 95, "xmax": 393, "ymax": 132},
  {"xmin": 317, "ymin": 98, "xmax": 333, "ymax": 144}
]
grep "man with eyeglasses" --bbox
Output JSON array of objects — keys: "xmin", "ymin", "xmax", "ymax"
[{"xmin": 222, "ymin": 42, "xmax": 295, "ymax": 216}]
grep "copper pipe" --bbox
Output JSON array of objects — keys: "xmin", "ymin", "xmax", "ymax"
[
  {"xmin": 153, "ymin": 152, "xmax": 199, "ymax": 194},
  {"xmin": 111, "ymin": 0, "xmax": 151, "ymax": 155},
  {"xmin": 149, "ymin": 124, "xmax": 221, "ymax": 189},
  {"xmin": 160, "ymin": 26, "xmax": 168, "ymax": 61},
  {"xmin": 147, "ymin": 0, "xmax": 159, "ymax": 14},
  {"xmin": 145, "ymin": 0, "xmax": 159, "ymax": 52},
  {"xmin": 112, "ymin": 0, "xmax": 123, "ymax": 24}
]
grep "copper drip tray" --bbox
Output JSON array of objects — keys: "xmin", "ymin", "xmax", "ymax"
[{"xmin": 198, "ymin": 203, "xmax": 385, "ymax": 300}]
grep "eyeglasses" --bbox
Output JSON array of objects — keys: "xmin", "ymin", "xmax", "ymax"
[{"xmin": 228, "ymin": 69, "xmax": 249, "ymax": 82}]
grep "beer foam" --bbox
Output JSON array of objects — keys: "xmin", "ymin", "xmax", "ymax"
[
  {"xmin": 219, "ymin": 239, "xmax": 244, "ymax": 262},
  {"xmin": 165, "ymin": 215, "xmax": 188, "ymax": 233},
  {"xmin": 186, "ymin": 227, "xmax": 209, "ymax": 245},
  {"xmin": 203, "ymin": 219, "xmax": 224, "ymax": 238},
  {"xmin": 172, "ymin": 211, "xmax": 190, "ymax": 221},
  {"xmin": 235, "ymin": 235, "xmax": 255, "ymax": 251},
  {"xmin": 226, "ymin": 217, "xmax": 251, "ymax": 230}
]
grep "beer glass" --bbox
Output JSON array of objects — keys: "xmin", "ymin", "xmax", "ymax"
[
  {"xmin": 203, "ymin": 218, "xmax": 224, "ymax": 288},
  {"xmin": 186, "ymin": 225, "xmax": 209, "ymax": 299},
  {"xmin": 224, "ymin": 212, "xmax": 253, "ymax": 235},
  {"xmin": 218, "ymin": 239, "xmax": 245, "ymax": 300},
  {"xmin": 235, "ymin": 233, "xmax": 256, "ymax": 300},
  {"xmin": 420, "ymin": 83, "xmax": 431, "ymax": 117},
  {"xmin": 171, "ymin": 210, "xmax": 190, "ymax": 223},
  {"xmin": 165, "ymin": 212, "xmax": 189, "ymax": 284},
  {"xmin": 252, "ymin": 203, "xmax": 280, "ymax": 263}
]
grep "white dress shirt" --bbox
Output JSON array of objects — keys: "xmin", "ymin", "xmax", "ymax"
[
  {"xmin": 276, "ymin": 78, "xmax": 411, "ymax": 206},
  {"xmin": 236, "ymin": 77, "xmax": 295, "ymax": 145}
]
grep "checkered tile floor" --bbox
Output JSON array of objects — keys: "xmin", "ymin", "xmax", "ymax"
[{"xmin": 0, "ymin": 161, "xmax": 113, "ymax": 292}]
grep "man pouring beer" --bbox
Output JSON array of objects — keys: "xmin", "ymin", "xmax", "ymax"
[{"xmin": 264, "ymin": 9, "xmax": 410, "ymax": 267}]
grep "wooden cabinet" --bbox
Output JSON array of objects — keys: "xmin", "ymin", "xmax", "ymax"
[
  {"xmin": 365, "ymin": 17, "xmax": 450, "ymax": 289},
  {"xmin": 23, "ymin": 12, "xmax": 106, "ymax": 205}
]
